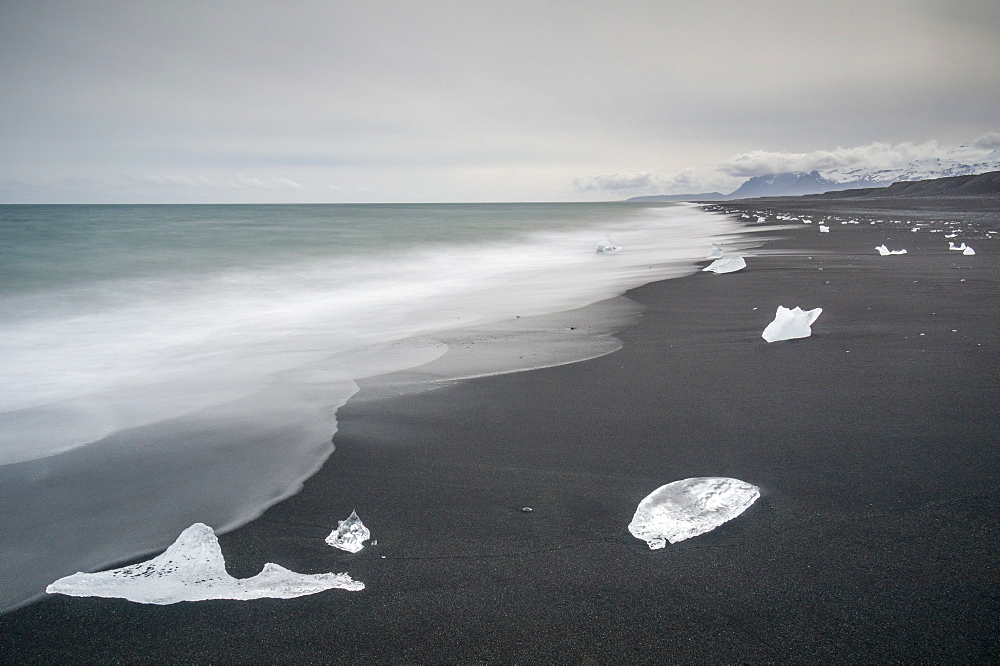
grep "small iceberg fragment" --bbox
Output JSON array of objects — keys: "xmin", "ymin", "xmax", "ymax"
[
  {"xmin": 46, "ymin": 523, "xmax": 363, "ymax": 604},
  {"xmin": 628, "ymin": 477, "xmax": 760, "ymax": 548},
  {"xmin": 702, "ymin": 256, "xmax": 747, "ymax": 274},
  {"xmin": 876, "ymin": 245, "xmax": 907, "ymax": 256},
  {"xmin": 325, "ymin": 510, "xmax": 371, "ymax": 553},
  {"xmin": 949, "ymin": 241, "xmax": 967, "ymax": 251},
  {"xmin": 761, "ymin": 305, "xmax": 822, "ymax": 342},
  {"xmin": 706, "ymin": 243, "xmax": 724, "ymax": 259},
  {"xmin": 963, "ymin": 245, "xmax": 976, "ymax": 255},
  {"xmin": 596, "ymin": 235, "xmax": 620, "ymax": 255},
  {"xmin": 819, "ymin": 225, "xmax": 830, "ymax": 233}
]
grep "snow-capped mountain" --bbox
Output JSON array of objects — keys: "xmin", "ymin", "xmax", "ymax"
[
  {"xmin": 719, "ymin": 150, "xmax": 1000, "ymax": 199},
  {"xmin": 820, "ymin": 149, "xmax": 1000, "ymax": 188}
]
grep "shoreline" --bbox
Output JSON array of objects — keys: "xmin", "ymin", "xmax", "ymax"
[{"xmin": 3, "ymin": 211, "xmax": 999, "ymax": 661}]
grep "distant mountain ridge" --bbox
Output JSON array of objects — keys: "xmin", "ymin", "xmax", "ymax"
[
  {"xmin": 628, "ymin": 149, "xmax": 1000, "ymax": 201},
  {"xmin": 726, "ymin": 171, "xmax": 838, "ymax": 198}
]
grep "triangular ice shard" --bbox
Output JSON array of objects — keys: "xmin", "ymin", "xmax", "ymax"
[
  {"xmin": 325, "ymin": 510, "xmax": 371, "ymax": 553},
  {"xmin": 702, "ymin": 256, "xmax": 746, "ymax": 274},
  {"xmin": 628, "ymin": 477, "xmax": 760, "ymax": 548},
  {"xmin": 761, "ymin": 306, "xmax": 822, "ymax": 342},
  {"xmin": 963, "ymin": 246, "xmax": 976, "ymax": 255},
  {"xmin": 46, "ymin": 523, "xmax": 363, "ymax": 604},
  {"xmin": 596, "ymin": 235, "xmax": 620, "ymax": 254},
  {"xmin": 706, "ymin": 243, "xmax": 724, "ymax": 259}
]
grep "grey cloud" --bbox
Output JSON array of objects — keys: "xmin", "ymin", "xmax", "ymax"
[
  {"xmin": 573, "ymin": 169, "xmax": 702, "ymax": 195},
  {"xmin": 971, "ymin": 132, "xmax": 1000, "ymax": 150}
]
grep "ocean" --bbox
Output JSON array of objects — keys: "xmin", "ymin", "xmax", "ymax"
[{"xmin": 0, "ymin": 202, "xmax": 746, "ymax": 611}]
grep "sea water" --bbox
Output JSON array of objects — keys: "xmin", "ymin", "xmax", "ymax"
[{"xmin": 0, "ymin": 202, "xmax": 745, "ymax": 610}]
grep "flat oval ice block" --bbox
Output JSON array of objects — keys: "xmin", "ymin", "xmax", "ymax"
[
  {"xmin": 702, "ymin": 256, "xmax": 746, "ymax": 274},
  {"xmin": 628, "ymin": 477, "xmax": 760, "ymax": 548},
  {"xmin": 46, "ymin": 523, "xmax": 364, "ymax": 604},
  {"xmin": 761, "ymin": 305, "xmax": 822, "ymax": 342}
]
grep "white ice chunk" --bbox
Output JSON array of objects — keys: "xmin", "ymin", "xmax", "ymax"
[
  {"xmin": 876, "ymin": 245, "xmax": 907, "ymax": 256},
  {"xmin": 702, "ymin": 256, "xmax": 747, "ymax": 274},
  {"xmin": 46, "ymin": 523, "xmax": 363, "ymax": 604},
  {"xmin": 761, "ymin": 305, "xmax": 822, "ymax": 342},
  {"xmin": 596, "ymin": 235, "xmax": 620, "ymax": 254},
  {"xmin": 949, "ymin": 241, "xmax": 967, "ymax": 251},
  {"xmin": 706, "ymin": 243, "xmax": 724, "ymax": 259},
  {"xmin": 819, "ymin": 225, "xmax": 830, "ymax": 233},
  {"xmin": 628, "ymin": 477, "xmax": 760, "ymax": 548},
  {"xmin": 756, "ymin": 215, "xmax": 766, "ymax": 224},
  {"xmin": 325, "ymin": 510, "xmax": 370, "ymax": 553},
  {"xmin": 963, "ymin": 245, "xmax": 976, "ymax": 255}
]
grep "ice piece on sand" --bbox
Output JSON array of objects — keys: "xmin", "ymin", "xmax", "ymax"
[
  {"xmin": 326, "ymin": 510, "xmax": 371, "ymax": 553},
  {"xmin": 963, "ymin": 245, "xmax": 976, "ymax": 255},
  {"xmin": 702, "ymin": 256, "xmax": 747, "ymax": 274},
  {"xmin": 819, "ymin": 225, "xmax": 830, "ymax": 233},
  {"xmin": 876, "ymin": 245, "xmax": 907, "ymax": 256},
  {"xmin": 596, "ymin": 235, "xmax": 620, "ymax": 254},
  {"xmin": 761, "ymin": 305, "xmax": 822, "ymax": 342},
  {"xmin": 628, "ymin": 477, "xmax": 760, "ymax": 548},
  {"xmin": 46, "ymin": 523, "xmax": 363, "ymax": 604},
  {"xmin": 949, "ymin": 242, "xmax": 967, "ymax": 251},
  {"xmin": 706, "ymin": 243, "xmax": 724, "ymax": 259}
]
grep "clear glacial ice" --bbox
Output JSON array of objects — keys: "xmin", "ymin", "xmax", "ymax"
[
  {"xmin": 761, "ymin": 306, "xmax": 822, "ymax": 342},
  {"xmin": 595, "ymin": 235, "xmax": 621, "ymax": 254},
  {"xmin": 706, "ymin": 243, "xmax": 724, "ymax": 259},
  {"xmin": 45, "ymin": 523, "xmax": 363, "ymax": 604},
  {"xmin": 702, "ymin": 256, "xmax": 747, "ymax": 274},
  {"xmin": 628, "ymin": 477, "xmax": 760, "ymax": 548},
  {"xmin": 325, "ymin": 510, "xmax": 371, "ymax": 553}
]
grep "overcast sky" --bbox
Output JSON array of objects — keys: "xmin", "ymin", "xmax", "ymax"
[{"xmin": 2, "ymin": 0, "xmax": 998, "ymax": 203}]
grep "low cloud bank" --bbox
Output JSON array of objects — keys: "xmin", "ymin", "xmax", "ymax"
[
  {"xmin": 572, "ymin": 168, "xmax": 698, "ymax": 195},
  {"xmin": 138, "ymin": 174, "xmax": 305, "ymax": 191}
]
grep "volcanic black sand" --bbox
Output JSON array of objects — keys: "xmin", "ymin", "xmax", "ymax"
[{"xmin": 3, "ymin": 200, "xmax": 999, "ymax": 662}]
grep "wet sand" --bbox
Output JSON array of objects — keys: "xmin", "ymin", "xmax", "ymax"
[{"xmin": 3, "ymin": 206, "xmax": 999, "ymax": 662}]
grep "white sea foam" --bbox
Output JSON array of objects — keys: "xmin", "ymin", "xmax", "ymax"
[{"xmin": 0, "ymin": 204, "xmax": 745, "ymax": 464}]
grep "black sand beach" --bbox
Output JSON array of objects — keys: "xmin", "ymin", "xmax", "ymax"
[{"xmin": 3, "ymin": 200, "xmax": 999, "ymax": 662}]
